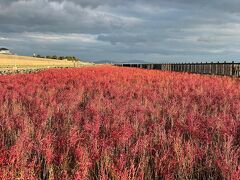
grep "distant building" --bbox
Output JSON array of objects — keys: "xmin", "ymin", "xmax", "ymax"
[{"xmin": 0, "ymin": 48, "xmax": 11, "ymax": 55}]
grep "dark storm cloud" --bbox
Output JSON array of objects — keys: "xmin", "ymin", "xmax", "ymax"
[
  {"xmin": 0, "ymin": 0, "xmax": 240, "ymax": 62},
  {"xmin": 0, "ymin": 0, "xmax": 139, "ymax": 34}
]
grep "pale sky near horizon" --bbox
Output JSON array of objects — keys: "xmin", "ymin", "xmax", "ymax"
[{"xmin": 1, "ymin": 0, "xmax": 240, "ymax": 63}]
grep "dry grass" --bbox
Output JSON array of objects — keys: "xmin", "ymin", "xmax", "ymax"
[{"xmin": 0, "ymin": 54, "xmax": 92, "ymax": 69}]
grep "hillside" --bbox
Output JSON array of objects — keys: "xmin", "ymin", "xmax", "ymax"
[{"xmin": 0, "ymin": 54, "xmax": 92, "ymax": 70}]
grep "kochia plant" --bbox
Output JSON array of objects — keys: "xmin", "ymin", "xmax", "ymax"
[{"xmin": 0, "ymin": 66, "xmax": 239, "ymax": 179}]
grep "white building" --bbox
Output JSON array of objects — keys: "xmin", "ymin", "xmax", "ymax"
[{"xmin": 0, "ymin": 48, "xmax": 11, "ymax": 54}]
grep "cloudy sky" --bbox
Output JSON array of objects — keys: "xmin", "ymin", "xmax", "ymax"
[{"xmin": 1, "ymin": 0, "xmax": 240, "ymax": 63}]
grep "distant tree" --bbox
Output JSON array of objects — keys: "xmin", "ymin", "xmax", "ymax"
[
  {"xmin": 34, "ymin": 54, "xmax": 80, "ymax": 61},
  {"xmin": 65, "ymin": 56, "xmax": 71, "ymax": 61},
  {"xmin": 58, "ymin": 56, "xmax": 64, "ymax": 60},
  {"xmin": 36, "ymin": 55, "xmax": 43, "ymax": 58},
  {"xmin": 52, "ymin": 55, "xmax": 57, "ymax": 59}
]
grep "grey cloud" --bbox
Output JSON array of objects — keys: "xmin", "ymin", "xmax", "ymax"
[
  {"xmin": 0, "ymin": 0, "xmax": 19, "ymax": 5},
  {"xmin": 97, "ymin": 34, "xmax": 149, "ymax": 45},
  {"xmin": 1, "ymin": 0, "xmax": 240, "ymax": 62},
  {"xmin": 0, "ymin": 1, "xmax": 140, "ymax": 34}
]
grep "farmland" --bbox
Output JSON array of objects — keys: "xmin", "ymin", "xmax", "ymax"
[
  {"xmin": 0, "ymin": 54, "xmax": 92, "ymax": 72},
  {"xmin": 0, "ymin": 66, "xmax": 239, "ymax": 179}
]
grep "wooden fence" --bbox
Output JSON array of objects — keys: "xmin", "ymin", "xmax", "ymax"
[{"xmin": 115, "ymin": 61, "xmax": 240, "ymax": 77}]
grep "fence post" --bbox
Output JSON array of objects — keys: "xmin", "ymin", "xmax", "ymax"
[
  {"xmin": 199, "ymin": 62, "xmax": 201, "ymax": 73},
  {"xmin": 237, "ymin": 64, "xmax": 240, "ymax": 77},
  {"xmin": 209, "ymin": 62, "xmax": 211, "ymax": 74},
  {"xmin": 223, "ymin": 61, "xmax": 226, "ymax": 76},
  {"xmin": 230, "ymin": 61, "xmax": 234, "ymax": 76},
  {"xmin": 216, "ymin": 61, "xmax": 219, "ymax": 75},
  {"xmin": 205, "ymin": 62, "xmax": 207, "ymax": 74}
]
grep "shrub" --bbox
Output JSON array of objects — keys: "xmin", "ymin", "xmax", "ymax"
[{"xmin": 0, "ymin": 66, "xmax": 239, "ymax": 179}]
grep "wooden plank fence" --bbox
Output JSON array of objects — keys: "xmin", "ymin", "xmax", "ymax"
[{"xmin": 115, "ymin": 61, "xmax": 240, "ymax": 77}]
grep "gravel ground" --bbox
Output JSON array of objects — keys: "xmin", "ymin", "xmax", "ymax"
[{"xmin": 0, "ymin": 68, "xmax": 51, "ymax": 75}]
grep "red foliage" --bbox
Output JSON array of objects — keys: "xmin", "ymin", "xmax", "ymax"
[{"xmin": 0, "ymin": 65, "xmax": 239, "ymax": 179}]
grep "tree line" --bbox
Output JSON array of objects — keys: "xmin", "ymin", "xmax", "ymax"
[{"xmin": 34, "ymin": 55, "xmax": 80, "ymax": 61}]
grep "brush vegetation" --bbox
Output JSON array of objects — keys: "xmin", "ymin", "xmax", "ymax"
[{"xmin": 0, "ymin": 66, "xmax": 239, "ymax": 179}]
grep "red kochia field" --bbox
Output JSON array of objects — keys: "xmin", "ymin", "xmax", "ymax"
[{"xmin": 0, "ymin": 66, "xmax": 239, "ymax": 179}]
